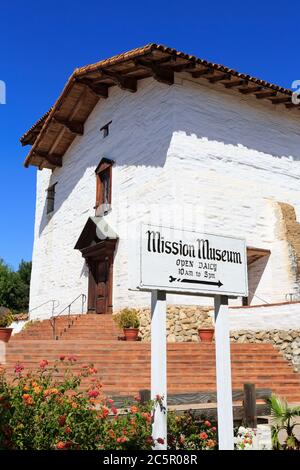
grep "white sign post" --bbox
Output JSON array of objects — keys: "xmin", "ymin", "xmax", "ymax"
[
  {"xmin": 214, "ymin": 295, "xmax": 234, "ymax": 449},
  {"xmin": 151, "ymin": 290, "xmax": 167, "ymax": 450},
  {"xmin": 131, "ymin": 224, "xmax": 248, "ymax": 450}
]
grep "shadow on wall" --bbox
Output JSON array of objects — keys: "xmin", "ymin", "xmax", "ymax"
[
  {"xmin": 38, "ymin": 81, "xmax": 300, "ymax": 237},
  {"xmin": 174, "ymin": 80, "xmax": 300, "ymax": 162}
]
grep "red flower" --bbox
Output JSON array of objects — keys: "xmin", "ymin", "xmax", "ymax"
[
  {"xmin": 107, "ymin": 398, "xmax": 114, "ymax": 404},
  {"xmin": 88, "ymin": 390, "xmax": 99, "ymax": 398},
  {"xmin": 56, "ymin": 441, "xmax": 66, "ymax": 449},
  {"xmin": 156, "ymin": 394, "xmax": 162, "ymax": 401},
  {"xmin": 58, "ymin": 415, "xmax": 66, "ymax": 426},
  {"xmin": 59, "ymin": 355, "xmax": 65, "ymax": 361},
  {"xmin": 134, "ymin": 394, "xmax": 141, "ymax": 402},
  {"xmin": 199, "ymin": 432, "xmax": 208, "ymax": 440},
  {"xmin": 111, "ymin": 406, "xmax": 118, "ymax": 416},
  {"xmin": 39, "ymin": 359, "xmax": 48, "ymax": 369},
  {"xmin": 130, "ymin": 405, "xmax": 138, "ymax": 413},
  {"xmin": 117, "ymin": 437, "xmax": 127, "ymax": 443},
  {"xmin": 204, "ymin": 420, "xmax": 211, "ymax": 427},
  {"xmin": 65, "ymin": 426, "xmax": 71, "ymax": 435},
  {"xmin": 101, "ymin": 406, "xmax": 109, "ymax": 418},
  {"xmin": 157, "ymin": 437, "xmax": 164, "ymax": 445},
  {"xmin": 14, "ymin": 363, "xmax": 24, "ymax": 374}
]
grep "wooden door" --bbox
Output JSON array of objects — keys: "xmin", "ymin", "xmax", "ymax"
[
  {"xmin": 96, "ymin": 259, "xmax": 108, "ymax": 314},
  {"xmin": 87, "ymin": 257, "xmax": 113, "ymax": 314}
]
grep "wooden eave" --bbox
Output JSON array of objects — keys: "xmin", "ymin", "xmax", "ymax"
[
  {"xmin": 247, "ymin": 247, "xmax": 271, "ymax": 266},
  {"xmin": 21, "ymin": 43, "xmax": 299, "ymax": 169}
]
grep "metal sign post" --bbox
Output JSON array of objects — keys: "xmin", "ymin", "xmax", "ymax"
[
  {"xmin": 214, "ymin": 295, "xmax": 234, "ymax": 450},
  {"xmin": 151, "ymin": 290, "xmax": 167, "ymax": 450}
]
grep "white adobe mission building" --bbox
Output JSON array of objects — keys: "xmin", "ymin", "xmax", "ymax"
[{"xmin": 21, "ymin": 44, "xmax": 300, "ymax": 323}]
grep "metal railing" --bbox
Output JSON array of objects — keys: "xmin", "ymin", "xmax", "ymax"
[
  {"xmin": 50, "ymin": 294, "xmax": 87, "ymax": 340},
  {"xmin": 29, "ymin": 299, "xmax": 60, "ymax": 319}
]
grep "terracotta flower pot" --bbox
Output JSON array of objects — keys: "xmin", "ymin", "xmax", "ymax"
[
  {"xmin": 198, "ymin": 328, "xmax": 214, "ymax": 343},
  {"xmin": 123, "ymin": 328, "xmax": 139, "ymax": 341},
  {"xmin": 0, "ymin": 328, "xmax": 13, "ymax": 343}
]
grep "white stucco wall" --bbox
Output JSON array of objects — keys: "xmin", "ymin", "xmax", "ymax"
[
  {"xmin": 29, "ymin": 74, "xmax": 300, "ymax": 320},
  {"xmin": 229, "ymin": 302, "xmax": 300, "ymax": 331}
]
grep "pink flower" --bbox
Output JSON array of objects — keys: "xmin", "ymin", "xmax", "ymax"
[
  {"xmin": 157, "ymin": 437, "xmax": 164, "ymax": 445},
  {"xmin": 111, "ymin": 406, "xmax": 118, "ymax": 415},
  {"xmin": 107, "ymin": 398, "xmax": 114, "ymax": 404},
  {"xmin": 39, "ymin": 359, "xmax": 48, "ymax": 369},
  {"xmin": 199, "ymin": 432, "xmax": 208, "ymax": 440},
  {"xmin": 204, "ymin": 420, "xmax": 211, "ymax": 427},
  {"xmin": 117, "ymin": 437, "xmax": 127, "ymax": 443},
  {"xmin": 88, "ymin": 390, "xmax": 99, "ymax": 398},
  {"xmin": 14, "ymin": 363, "xmax": 24, "ymax": 374},
  {"xmin": 134, "ymin": 394, "xmax": 141, "ymax": 402}
]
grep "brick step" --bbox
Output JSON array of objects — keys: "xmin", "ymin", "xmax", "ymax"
[
  {"xmin": 4, "ymin": 371, "xmax": 298, "ymax": 385},
  {"xmin": 5, "ymin": 349, "xmax": 287, "ymax": 358},
  {"xmin": 6, "ymin": 355, "xmax": 287, "ymax": 365},
  {"xmin": 3, "ymin": 361, "xmax": 292, "ymax": 372},
  {"xmin": 7, "ymin": 342, "xmax": 281, "ymax": 352},
  {"xmin": 3, "ymin": 362, "xmax": 297, "ymax": 376}
]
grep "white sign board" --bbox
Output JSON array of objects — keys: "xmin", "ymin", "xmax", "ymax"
[{"xmin": 137, "ymin": 224, "xmax": 248, "ymax": 297}]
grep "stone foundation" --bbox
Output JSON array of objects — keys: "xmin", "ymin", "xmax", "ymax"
[
  {"xmin": 231, "ymin": 329, "xmax": 300, "ymax": 373},
  {"xmin": 130, "ymin": 305, "xmax": 213, "ymax": 342}
]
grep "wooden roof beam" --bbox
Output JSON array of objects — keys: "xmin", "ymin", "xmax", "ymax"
[
  {"xmin": 76, "ymin": 78, "xmax": 108, "ymax": 98},
  {"xmin": 270, "ymin": 96, "xmax": 291, "ymax": 104},
  {"xmin": 285, "ymin": 102, "xmax": 300, "ymax": 109},
  {"xmin": 191, "ymin": 67, "xmax": 214, "ymax": 78},
  {"xmin": 52, "ymin": 116, "xmax": 84, "ymax": 135},
  {"xmin": 100, "ymin": 70, "xmax": 137, "ymax": 92},
  {"xmin": 239, "ymin": 86, "xmax": 262, "ymax": 95},
  {"xmin": 223, "ymin": 79, "xmax": 246, "ymax": 88},
  {"xmin": 209, "ymin": 72, "xmax": 232, "ymax": 83},
  {"xmin": 255, "ymin": 90, "xmax": 277, "ymax": 99},
  {"xmin": 33, "ymin": 150, "xmax": 62, "ymax": 168},
  {"xmin": 134, "ymin": 59, "xmax": 174, "ymax": 85}
]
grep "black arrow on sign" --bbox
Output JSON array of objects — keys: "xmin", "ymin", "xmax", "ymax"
[{"xmin": 180, "ymin": 278, "xmax": 223, "ymax": 288}]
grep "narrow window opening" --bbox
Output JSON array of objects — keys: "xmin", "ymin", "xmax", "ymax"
[
  {"xmin": 95, "ymin": 158, "xmax": 114, "ymax": 216},
  {"xmin": 46, "ymin": 183, "xmax": 57, "ymax": 214}
]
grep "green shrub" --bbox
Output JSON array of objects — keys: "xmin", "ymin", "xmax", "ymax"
[
  {"xmin": 267, "ymin": 394, "xmax": 300, "ymax": 450},
  {"xmin": 0, "ymin": 359, "xmax": 218, "ymax": 450},
  {"xmin": 113, "ymin": 308, "xmax": 140, "ymax": 329}
]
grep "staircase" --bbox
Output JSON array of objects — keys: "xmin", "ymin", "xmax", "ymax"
[{"xmin": 4, "ymin": 314, "xmax": 300, "ymax": 402}]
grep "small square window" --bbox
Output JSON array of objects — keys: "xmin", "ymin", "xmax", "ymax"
[
  {"xmin": 46, "ymin": 184, "xmax": 56, "ymax": 214},
  {"xmin": 100, "ymin": 121, "xmax": 112, "ymax": 138}
]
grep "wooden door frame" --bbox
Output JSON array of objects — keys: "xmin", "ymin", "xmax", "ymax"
[{"xmin": 81, "ymin": 240, "xmax": 116, "ymax": 314}]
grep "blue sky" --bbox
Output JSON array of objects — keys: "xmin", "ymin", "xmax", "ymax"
[{"xmin": 0, "ymin": 0, "xmax": 299, "ymax": 269}]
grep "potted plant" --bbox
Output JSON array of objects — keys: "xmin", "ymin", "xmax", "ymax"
[
  {"xmin": 198, "ymin": 314, "xmax": 214, "ymax": 343},
  {"xmin": 0, "ymin": 307, "xmax": 13, "ymax": 342},
  {"xmin": 114, "ymin": 308, "xmax": 140, "ymax": 341}
]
